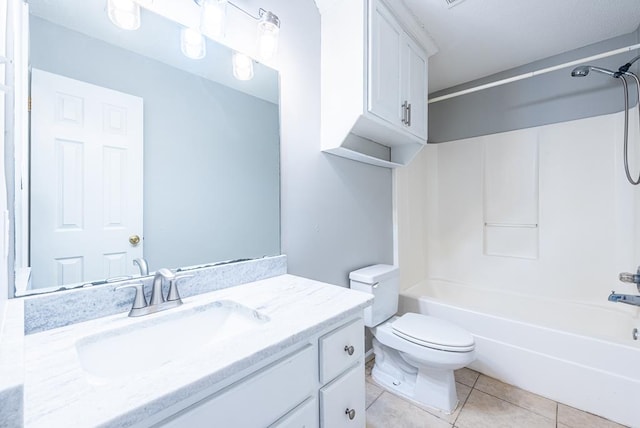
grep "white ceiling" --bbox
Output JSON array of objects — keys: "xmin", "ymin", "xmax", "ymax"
[{"xmin": 403, "ymin": 0, "xmax": 640, "ymax": 93}]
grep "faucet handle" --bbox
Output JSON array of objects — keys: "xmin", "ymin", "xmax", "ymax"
[
  {"xmin": 114, "ymin": 281, "xmax": 147, "ymax": 310},
  {"xmin": 167, "ymin": 275, "xmax": 193, "ymax": 302},
  {"xmin": 156, "ymin": 268, "xmax": 175, "ymax": 281}
]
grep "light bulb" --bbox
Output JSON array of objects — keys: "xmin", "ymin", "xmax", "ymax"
[
  {"xmin": 233, "ymin": 52, "xmax": 254, "ymax": 81},
  {"xmin": 181, "ymin": 28, "xmax": 206, "ymax": 60},
  {"xmin": 257, "ymin": 11, "xmax": 279, "ymax": 61},
  {"xmin": 107, "ymin": 0, "xmax": 141, "ymax": 31},
  {"xmin": 200, "ymin": 0, "xmax": 227, "ymax": 39}
]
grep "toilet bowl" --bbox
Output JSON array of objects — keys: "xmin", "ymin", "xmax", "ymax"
[{"xmin": 350, "ymin": 265, "xmax": 475, "ymax": 414}]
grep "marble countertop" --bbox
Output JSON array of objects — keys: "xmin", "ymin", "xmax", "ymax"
[
  {"xmin": 0, "ymin": 299, "xmax": 25, "ymax": 428},
  {"xmin": 23, "ymin": 274, "xmax": 373, "ymax": 427}
]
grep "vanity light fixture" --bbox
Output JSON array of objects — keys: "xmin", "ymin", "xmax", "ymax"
[
  {"xmin": 181, "ymin": 27, "xmax": 206, "ymax": 59},
  {"xmin": 107, "ymin": 0, "xmax": 141, "ymax": 31},
  {"xmin": 194, "ymin": 0, "xmax": 280, "ymax": 61},
  {"xmin": 199, "ymin": 0, "xmax": 228, "ymax": 39},
  {"xmin": 232, "ymin": 52, "xmax": 254, "ymax": 81},
  {"xmin": 256, "ymin": 9, "xmax": 280, "ymax": 61}
]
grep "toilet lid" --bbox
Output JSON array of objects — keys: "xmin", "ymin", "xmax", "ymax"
[{"xmin": 392, "ymin": 313, "xmax": 475, "ymax": 352}]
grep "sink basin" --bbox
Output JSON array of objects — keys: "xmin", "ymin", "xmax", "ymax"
[{"xmin": 75, "ymin": 300, "xmax": 269, "ymax": 380}]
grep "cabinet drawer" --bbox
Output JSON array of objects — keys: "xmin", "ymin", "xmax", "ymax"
[
  {"xmin": 319, "ymin": 319, "xmax": 364, "ymax": 383},
  {"xmin": 159, "ymin": 345, "xmax": 315, "ymax": 428},
  {"xmin": 269, "ymin": 397, "xmax": 318, "ymax": 428},
  {"xmin": 319, "ymin": 364, "xmax": 365, "ymax": 428}
]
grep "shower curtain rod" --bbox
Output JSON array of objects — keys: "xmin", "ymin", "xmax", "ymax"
[{"xmin": 429, "ymin": 43, "xmax": 640, "ymax": 104}]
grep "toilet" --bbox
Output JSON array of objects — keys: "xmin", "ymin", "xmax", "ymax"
[{"xmin": 350, "ymin": 264, "xmax": 475, "ymax": 414}]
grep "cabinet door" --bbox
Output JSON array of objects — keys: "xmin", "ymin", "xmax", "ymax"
[
  {"xmin": 320, "ymin": 364, "xmax": 365, "ymax": 428},
  {"xmin": 368, "ymin": 0, "xmax": 403, "ymax": 126},
  {"xmin": 319, "ymin": 319, "xmax": 364, "ymax": 384},
  {"xmin": 269, "ymin": 397, "xmax": 318, "ymax": 428},
  {"xmin": 403, "ymin": 36, "xmax": 428, "ymax": 139},
  {"xmin": 158, "ymin": 346, "xmax": 315, "ymax": 428}
]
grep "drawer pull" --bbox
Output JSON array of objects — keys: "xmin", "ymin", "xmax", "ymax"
[
  {"xmin": 344, "ymin": 345, "xmax": 355, "ymax": 356},
  {"xmin": 345, "ymin": 408, "xmax": 356, "ymax": 420}
]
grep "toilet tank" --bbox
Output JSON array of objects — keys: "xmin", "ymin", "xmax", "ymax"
[{"xmin": 349, "ymin": 264, "xmax": 399, "ymax": 327}]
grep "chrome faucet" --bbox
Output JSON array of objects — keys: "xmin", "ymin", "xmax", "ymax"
[
  {"xmin": 609, "ymin": 265, "xmax": 640, "ymax": 307},
  {"xmin": 115, "ymin": 269, "xmax": 192, "ymax": 317},
  {"xmin": 150, "ymin": 268, "xmax": 174, "ymax": 305},
  {"xmin": 608, "ymin": 292, "xmax": 640, "ymax": 307},
  {"xmin": 133, "ymin": 258, "xmax": 149, "ymax": 276}
]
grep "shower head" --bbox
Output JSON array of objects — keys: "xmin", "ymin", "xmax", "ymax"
[
  {"xmin": 571, "ymin": 66, "xmax": 590, "ymax": 77},
  {"xmin": 570, "ymin": 65, "xmax": 618, "ymax": 78}
]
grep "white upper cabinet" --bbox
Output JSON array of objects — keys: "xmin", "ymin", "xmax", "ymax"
[
  {"xmin": 368, "ymin": 0, "xmax": 403, "ymax": 127},
  {"xmin": 403, "ymin": 36, "xmax": 428, "ymax": 139},
  {"xmin": 369, "ymin": 0, "xmax": 428, "ymax": 140},
  {"xmin": 318, "ymin": 0, "xmax": 437, "ymax": 168}
]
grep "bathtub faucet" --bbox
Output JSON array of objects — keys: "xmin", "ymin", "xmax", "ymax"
[{"xmin": 608, "ymin": 291, "xmax": 640, "ymax": 307}]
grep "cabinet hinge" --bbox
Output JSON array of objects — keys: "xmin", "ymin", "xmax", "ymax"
[{"xmin": 28, "ymin": 96, "xmax": 31, "ymax": 112}]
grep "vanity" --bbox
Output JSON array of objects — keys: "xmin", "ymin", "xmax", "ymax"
[{"xmin": 20, "ymin": 274, "xmax": 372, "ymax": 427}]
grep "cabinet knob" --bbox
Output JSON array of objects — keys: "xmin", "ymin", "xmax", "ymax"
[
  {"xmin": 344, "ymin": 345, "xmax": 355, "ymax": 356},
  {"xmin": 345, "ymin": 408, "xmax": 356, "ymax": 420}
]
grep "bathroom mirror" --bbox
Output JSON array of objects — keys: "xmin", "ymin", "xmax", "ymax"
[{"xmin": 13, "ymin": 1, "xmax": 280, "ymax": 296}]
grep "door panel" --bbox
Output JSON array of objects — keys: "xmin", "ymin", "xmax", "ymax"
[
  {"xmin": 30, "ymin": 68, "xmax": 143, "ymax": 287},
  {"xmin": 404, "ymin": 37, "xmax": 428, "ymax": 139},
  {"xmin": 368, "ymin": 0, "xmax": 402, "ymax": 125}
]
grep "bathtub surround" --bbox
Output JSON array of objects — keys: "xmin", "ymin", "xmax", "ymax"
[
  {"xmin": 24, "ymin": 255, "xmax": 286, "ymax": 334},
  {"xmin": 482, "ymin": 133, "xmax": 539, "ymax": 259}
]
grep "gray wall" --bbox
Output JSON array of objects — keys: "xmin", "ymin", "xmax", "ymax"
[
  {"xmin": 29, "ymin": 17, "xmax": 280, "ymax": 273},
  {"xmin": 273, "ymin": 0, "xmax": 394, "ymax": 287},
  {"xmin": 429, "ymin": 28, "xmax": 640, "ymax": 143}
]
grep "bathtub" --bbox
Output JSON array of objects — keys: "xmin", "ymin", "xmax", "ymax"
[{"xmin": 399, "ymin": 279, "xmax": 640, "ymax": 427}]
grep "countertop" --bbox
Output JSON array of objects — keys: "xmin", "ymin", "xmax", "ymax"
[
  {"xmin": 23, "ymin": 274, "xmax": 373, "ymax": 427},
  {"xmin": 0, "ymin": 299, "xmax": 25, "ymax": 428}
]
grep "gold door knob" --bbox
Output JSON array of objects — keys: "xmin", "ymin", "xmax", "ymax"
[{"xmin": 129, "ymin": 235, "xmax": 141, "ymax": 246}]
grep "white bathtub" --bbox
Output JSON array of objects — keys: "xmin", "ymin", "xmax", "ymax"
[{"xmin": 399, "ymin": 279, "xmax": 640, "ymax": 427}]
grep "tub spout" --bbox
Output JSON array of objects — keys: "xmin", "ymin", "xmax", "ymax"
[{"xmin": 608, "ymin": 291, "xmax": 640, "ymax": 307}]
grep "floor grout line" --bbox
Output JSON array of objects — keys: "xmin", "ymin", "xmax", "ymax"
[{"xmin": 469, "ymin": 387, "xmax": 558, "ymax": 423}]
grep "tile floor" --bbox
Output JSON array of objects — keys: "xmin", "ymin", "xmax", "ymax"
[{"xmin": 364, "ymin": 360, "xmax": 627, "ymax": 428}]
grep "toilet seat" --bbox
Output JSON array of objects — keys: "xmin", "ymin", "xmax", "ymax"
[{"xmin": 392, "ymin": 313, "xmax": 475, "ymax": 352}]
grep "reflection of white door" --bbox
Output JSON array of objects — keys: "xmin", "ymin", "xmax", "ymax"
[{"xmin": 30, "ymin": 68, "xmax": 143, "ymax": 287}]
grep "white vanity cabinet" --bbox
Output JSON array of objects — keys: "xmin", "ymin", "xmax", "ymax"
[
  {"xmin": 154, "ymin": 317, "xmax": 365, "ymax": 428},
  {"xmin": 158, "ymin": 346, "xmax": 316, "ymax": 428},
  {"xmin": 318, "ymin": 0, "xmax": 435, "ymax": 168},
  {"xmin": 318, "ymin": 319, "xmax": 365, "ymax": 427}
]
